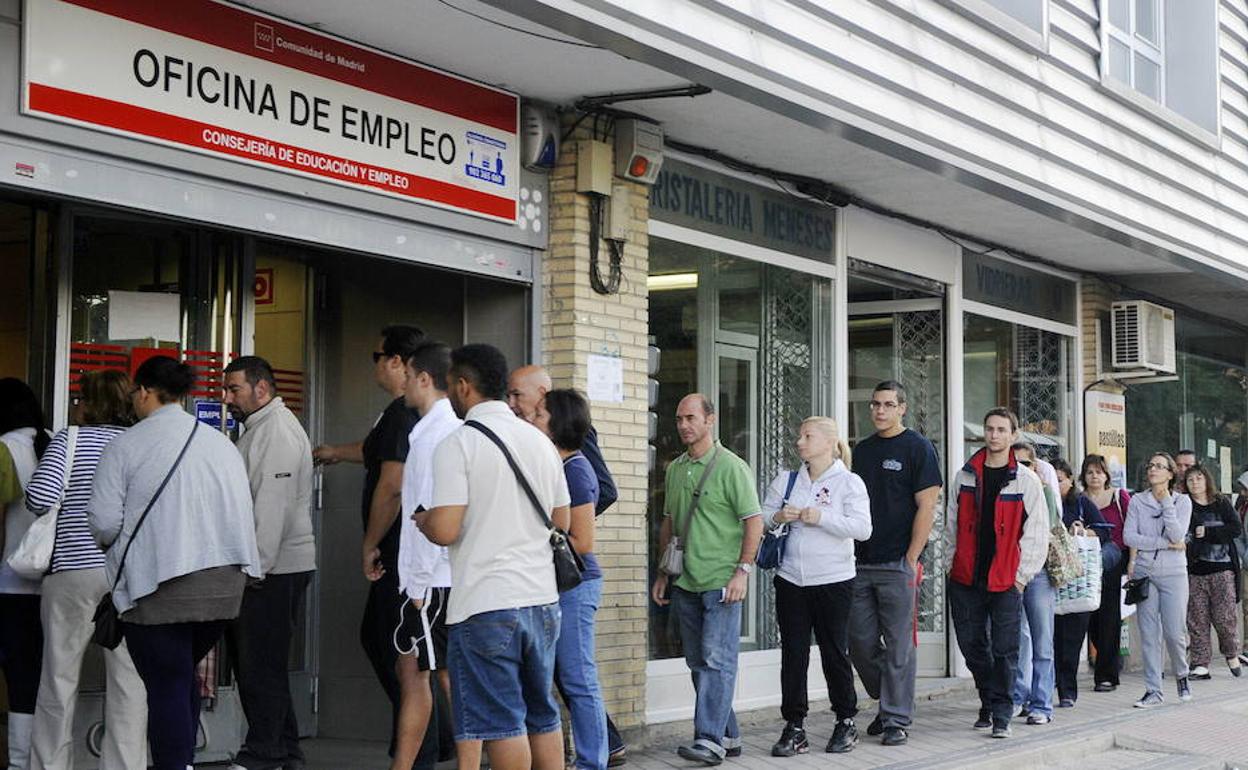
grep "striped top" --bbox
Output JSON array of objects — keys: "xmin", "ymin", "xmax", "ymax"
[{"xmin": 26, "ymin": 425, "xmax": 126, "ymax": 573}]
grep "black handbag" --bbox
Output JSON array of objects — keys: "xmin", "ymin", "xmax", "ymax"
[
  {"xmin": 92, "ymin": 420, "xmax": 199, "ymax": 649},
  {"xmin": 1123, "ymin": 575, "xmax": 1150, "ymax": 606},
  {"xmin": 466, "ymin": 420, "xmax": 584, "ymax": 593}
]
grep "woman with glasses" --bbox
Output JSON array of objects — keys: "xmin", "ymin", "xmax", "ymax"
[
  {"xmin": 765, "ymin": 417, "xmax": 872, "ymax": 757},
  {"xmin": 1183, "ymin": 464, "xmax": 1242, "ymax": 679},
  {"xmin": 1081, "ymin": 454, "xmax": 1129, "ymax": 693},
  {"xmin": 1123, "ymin": 452, "xmax": 1193, "ymax": 708}
]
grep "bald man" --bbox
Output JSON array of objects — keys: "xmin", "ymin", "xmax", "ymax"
[
  {"xmin": 507, "ymin": 365, "xmax": 618, "ymax": 517},
  {"xmin": 506, "ymin": 365, "xmax": 627, "ymax": 765}
]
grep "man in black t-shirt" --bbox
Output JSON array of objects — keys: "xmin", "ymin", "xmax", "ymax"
[
  {"xmin": 314, "ymin": 325, "xmax": 448, "ymax": 769},
  {"xmin": 848, "ymin": 381, "xmax": 942, "ymax": 747}
]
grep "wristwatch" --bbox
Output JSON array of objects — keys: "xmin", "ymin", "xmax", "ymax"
[{"xmin": 736, "ymin": 562, "xmax": 754, "ymax": 575}]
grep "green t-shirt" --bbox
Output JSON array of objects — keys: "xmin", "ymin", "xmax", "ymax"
[{"xmin": 664, "ymin": 443, "xmax": 761, "ymax": 593}]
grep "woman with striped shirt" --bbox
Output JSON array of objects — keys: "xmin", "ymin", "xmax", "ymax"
[{"xmin": 26, "ymin": 370, "xmax": 146, "ymax": 769}]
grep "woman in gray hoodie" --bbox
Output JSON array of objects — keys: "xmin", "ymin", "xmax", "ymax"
[{"xmin": 1123, "ymin": 452, "xmax": 1193, "ymax": 709}]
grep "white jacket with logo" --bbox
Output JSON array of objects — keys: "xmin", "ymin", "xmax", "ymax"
[
  {"xmin": 236, "ymin": 397, "xmax": 316, "ymax": 575},
  {"xmin": 762, "ymin": 459, "xmax": 873, "ymax": 586}
]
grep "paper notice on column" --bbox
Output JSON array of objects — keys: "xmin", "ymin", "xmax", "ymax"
[
  {"xmin": 1221, "ymin": 446, "xmax": 1233, "ymax": 492},
  {"xmin": 108, "ymin": 290, "xmax": 180, "ymax": 342},
  {"xmin": 587, "ymin": 354, "xmax": 624, "ymax": 403}
]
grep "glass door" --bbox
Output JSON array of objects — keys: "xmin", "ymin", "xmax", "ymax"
[
  {"xmin": 715, "ymin": 342, "xmax": 758, "ymax": 646},
  {"xmin": 848, "ymin": 269, "xmax": 947, "ymax": 676}
]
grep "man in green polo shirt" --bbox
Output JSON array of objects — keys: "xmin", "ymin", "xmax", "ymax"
[{"xmin": 651, "ymin": 393, "xmax": 762, "ymax": 766}]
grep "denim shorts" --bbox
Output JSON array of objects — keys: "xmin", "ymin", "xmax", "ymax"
[{"xmin": 447, "ymin": 603, "xmax": 562, "ymax": 741}]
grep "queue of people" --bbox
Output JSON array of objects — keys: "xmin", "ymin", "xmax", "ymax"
[{"xmin": 5, "ymin": 344, "xmax": 1248, "ymax": 770}]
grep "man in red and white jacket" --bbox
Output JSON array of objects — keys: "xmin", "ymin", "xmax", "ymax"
[{"xmin": 945, "ymin": 407, "xmax": 1049, "ymax": 740}]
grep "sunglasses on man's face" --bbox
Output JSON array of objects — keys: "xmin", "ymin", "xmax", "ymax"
[{"xmin": 372, "ymin": 351, "xmax": 388, "ymax": 363}]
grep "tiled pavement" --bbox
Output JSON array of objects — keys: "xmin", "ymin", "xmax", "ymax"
[{"xmin": 295, "ymin": 667, "xmax": 1248, "ymax": 769}]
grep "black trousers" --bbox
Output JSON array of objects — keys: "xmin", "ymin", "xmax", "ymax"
[
  {"xmin": 0, "ymin": 593, "xmax": 42, "ymax": 713},
  {"xmin": 360, "ymin": 534, "xmax": 449, "ymax": 769},
  {"xmin": 949, "ymin": 581, "xmax": 1022, "ymax": 725},
  {"xmin": 230, "ymin": 571, "xmax": 313, "ymax": 769},
  {"xmin": 775, "ymin": 575, "xmax": 857, "ymax": 722},
  {"xmin": 1088, "ymin": 563, "xmax": 1124, "ymax": 686},
  {"xmin": 123, "ymin": 619, "xmax": 227, "ymax": 770},
  {"xmin": 1053, "ymin": 611, "xmax": 1091, "ymax": 702}
]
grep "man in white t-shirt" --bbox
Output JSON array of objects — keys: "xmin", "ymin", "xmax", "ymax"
[
  {"xmin": 392, "ymin": 341, "xmax": 461, "ymax": 770},
  {"xmin": 419, "ymin": 344, "xmax": 571, "ymax": 770}
]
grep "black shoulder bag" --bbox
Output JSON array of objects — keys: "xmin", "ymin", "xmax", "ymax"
[
  {"xmin": 92, "ymin": 420, "xmax": 199, "ymax": 649},
  {"xmin": 466, "ymin": 420, "xmax": 585, "ymax": 593}
]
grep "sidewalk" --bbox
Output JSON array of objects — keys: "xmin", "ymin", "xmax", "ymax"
[
  {"xmin": 632, "ymin": 667, "xmax": 1248, "ymax": 770},
  {"xmin": 297, "ymin": 667, "xmax": 1248, "ymax": 769}
]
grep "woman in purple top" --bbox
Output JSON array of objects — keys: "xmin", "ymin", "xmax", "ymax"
[
  {"xmin": 1082, "ymin": 454, "xmax": 1130, "ymax": 692},
  {"xmin": 533, "ymin": 389, "xmax": 607, "ymax": 770}
]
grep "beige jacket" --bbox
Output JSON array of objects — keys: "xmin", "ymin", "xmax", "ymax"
[{"xmin": 236, "ymin": 397, "xmax": 316, "ymax": 575}]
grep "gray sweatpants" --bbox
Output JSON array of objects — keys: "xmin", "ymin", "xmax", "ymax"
[
  {"xmin": 849, "ymin": 559, "xmax": 917, "ymax": 728},
  {"xmin": 1136, "ymin": 570, "xmax": 1189, "ymax": 694}
]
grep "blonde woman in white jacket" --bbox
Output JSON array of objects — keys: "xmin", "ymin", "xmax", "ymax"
[{"xmin": 764, "ymin": 417, "xmax": 873, "ymax": 759}]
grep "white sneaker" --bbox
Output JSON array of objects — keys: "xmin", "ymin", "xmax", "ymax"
[
  {"xmin": 1134, "ymin": 691, "xmax": 1164, "ymax": 708},
  {"xmin": 1191, "ymin": 665, "xmax": 1211, "ymax": 679}
]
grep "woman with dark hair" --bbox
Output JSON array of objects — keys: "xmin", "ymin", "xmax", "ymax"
[
  {"xmin": 1081, "ymin": 454, "xmax": 1130, "ymax": 693},
  {"xmin": 1051, "ymin": 459, "xmax": 1110, "ymax": 708},
  {"xmin": 0, "ymin": 378, "xmax": 51, "ymax": 769},
  {"xmin": 532, "ymin": 388, "xmax": 608, "ymax": 769},
  {"xmin": 88, "ymin": 356, "xmax": 261, "ymax": 770},
  {"xmin": 27, "ymin": 370, "xmax": 147, "ymax": 768},
  {"xmin": 1183, "ymin": 464, "xmax": 1242, "ymax": 679},
  {"xmin": 1124, "ymin": 452, "xmax": 1193, "ymax": 708}
]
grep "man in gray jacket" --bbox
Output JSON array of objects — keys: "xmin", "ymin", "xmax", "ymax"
[{"xmin": 223, "ymin": 355, "xmax": 316, "ymax": 770}]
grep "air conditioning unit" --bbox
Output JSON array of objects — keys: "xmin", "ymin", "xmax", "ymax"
[{"xmin": 1111, "ymin": 300, "xmax": 1176, "ymax": 374}]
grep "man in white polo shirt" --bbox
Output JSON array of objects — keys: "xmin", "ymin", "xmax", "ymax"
[{"xmin": 419, "ymin": 344, "xmax": 571, "ymax": 770}]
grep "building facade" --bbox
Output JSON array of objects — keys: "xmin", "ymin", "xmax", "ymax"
[{"xmin": 3, "ymin": 0, "xmax": 1247, "ymax": 760}]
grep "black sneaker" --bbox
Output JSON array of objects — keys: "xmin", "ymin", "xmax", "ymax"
[
  {"xmin": 866, "ymin": 714, "xmax": 884, "ymax": 736},
  {"xmin": 1177, "ymin": 676, "xmax": 1193, "ymax": 702},
  {"xmin": 973, "ymin": 708, "xmax": 992, "ymax": 730},
  {"xmin": 991, "ymin": 722, "xmax": 1012, "ymax": 739},
  {"xmin": 770, "ymin": 723, "xmax": 808, "ymax": 757},
  {"xmin": 676, "ymin": 744, "xmax": 723, "ymax": 766},
  {"xmin": 827, "ymin": 718, "xmax": 858, "ymax": 753},
  {"xmin": 881, "ymin": 726, "xmax": 908, "ymax": 746},
  {"xmin": 725, "ymin": 746, "xmax": 742, "ymax": 758}
]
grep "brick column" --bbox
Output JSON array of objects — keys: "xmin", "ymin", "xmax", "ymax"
[
  {"xmin": 544, "ymin": 118, "xmax": 650, "ymax": 732},
  {"xmin": 1081, "ymin": 276, "xmax": 1115, "ymax": 382}
]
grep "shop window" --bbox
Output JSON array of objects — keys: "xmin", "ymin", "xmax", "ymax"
[
  {"xmin": 963, "ymin": 313, "xmax": 1075, "ymax": 463},
  {"xmin": 0, "ymin": 202, "xmax": 34, "ymax": 380},
  {"xmin": 647, "ymin": 238, "xmax": 832, "ymax": 660},
  {"xmin": 1125, "ymin": 316, "xmax": 1247, "ymax": 492},
  {"xmin": 1100, "ymin": 0, "xmax": 1219, "ymax": 134}
]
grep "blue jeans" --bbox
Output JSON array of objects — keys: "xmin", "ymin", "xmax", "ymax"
[
  {"xmin": 447, "ymin": 603, "xmax": 561, "ymax": 742},
  {"xmin": 1012, "ymin": 573, "xmax": 1056, "ymax": 717},
  {"xmin": 671, "ymin": 585, "xmax": 741, "ymax": 757},
  {"xmin": 555, "ymin": 579, "xmax": 608, "ymax": 770}
]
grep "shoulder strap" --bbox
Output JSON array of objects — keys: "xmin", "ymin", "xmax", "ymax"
[
  {"xmin": 782, "ymin": 470, "xmax": 799, "ymax": 505},
  {"xmin": 677, "ymin": 447, "xmax": 721, "ymax": 545},
  {"xmin": 61, "ymin": 426, "xmax": 78, "ymax": 496},
  {"xmin": 110, "ymin": 420, "xmax": 199, "ymax": 592},
  {"xmin": 465, "ymin": 420, "xmax": 553, "ymax": 530}
]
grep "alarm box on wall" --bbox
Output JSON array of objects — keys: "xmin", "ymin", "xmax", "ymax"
[
  {"xmin": 1111, "ymin": 300, "xmax": 1176, "ymax": 374},
  {"xmin": 614, "ymin": 118, "xmax": 664, "ymax": 184}
]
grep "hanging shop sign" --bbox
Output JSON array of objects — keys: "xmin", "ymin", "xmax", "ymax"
[
  {"xmin": 649, "ymin": 160, "xmax": 836, "ymax": 262},
  {"xmin": 1085, "ymin": 389, "xmax": 1128, "ymax": 491},
  {"xmin": 22, "ymin": 0, "xmax": 519, "ymax": 222},
  {"xmin": 962, "ymin": 251, "xmax": 1076, "ymax": 325}
]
